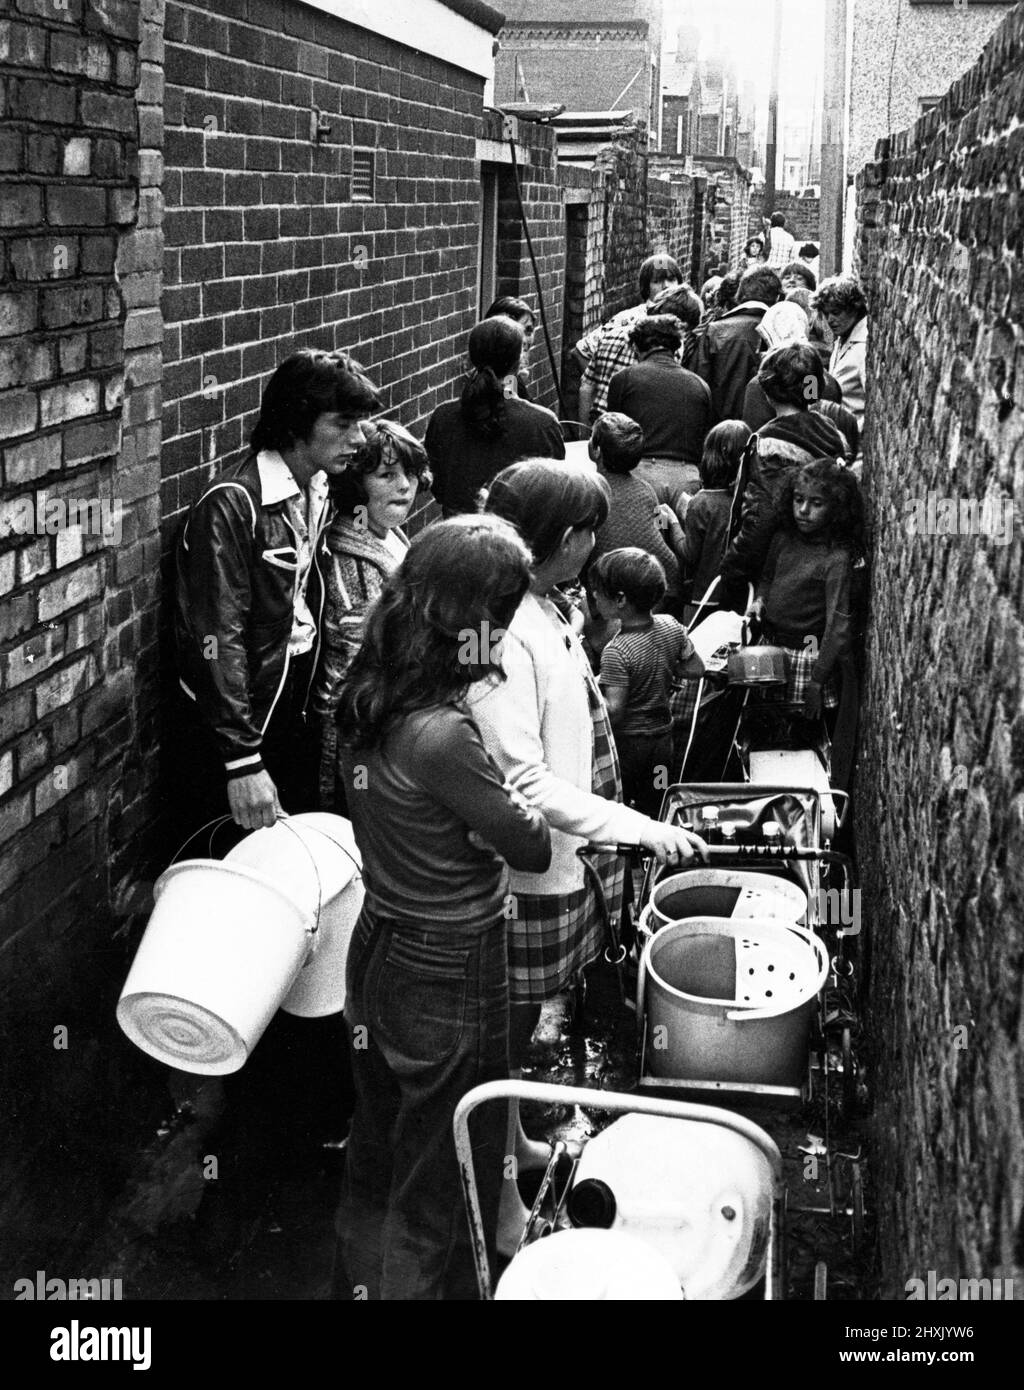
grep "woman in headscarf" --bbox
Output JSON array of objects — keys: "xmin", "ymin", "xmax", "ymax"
[{"xmin": 741, "ymin": 300, "xmax": 842, "ymax": 432}]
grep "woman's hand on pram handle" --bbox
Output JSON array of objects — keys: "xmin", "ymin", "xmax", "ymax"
[{"xmin": 638, "ymin": 822, "xmax": 709, "ymax": 868}]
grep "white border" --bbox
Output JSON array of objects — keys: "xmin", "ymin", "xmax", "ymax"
[{"xmin": 299, "ymin": 0, "xmax": 496, "ymax": 81}]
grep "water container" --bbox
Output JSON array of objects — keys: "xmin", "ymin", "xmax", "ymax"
[
  {"xmin": 641, "ymin": 915, "xmax": 828, "ymax": 1089},
  {"xmin": 569, "ymin": 1113, "xmax": 775, "ymax": 1298},
  {"xmin": 642, "ymin": 868, "xmax": 807, "ymax": 938},
  {"xmin": 495, "ymin": 1227, "xmax": 684, "ymax": 1301},
  {"xmin": 116, "ymin": 814, "xmax": 363, "ymax": 1073}
]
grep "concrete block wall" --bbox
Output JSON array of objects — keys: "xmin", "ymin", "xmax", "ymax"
[
  {"xmin": 160, "ymin": 0, "xmax": 485, "ymax": 534},
  {"xmin": 854, "ymin": 1, "xmax": 1024, "ymax": 1295},
  {"xmin": 0, "ymin": 0, "xmax": 165, "ymax": 1277}
]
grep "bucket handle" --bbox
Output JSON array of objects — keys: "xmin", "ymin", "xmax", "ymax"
[
  {"xmin": 167, "ymin": 814, "xmax": 236, "ymax": 866},
  {"xmin": 724, "ymin": 922, "xmax": 829, "ymax": 1022}
]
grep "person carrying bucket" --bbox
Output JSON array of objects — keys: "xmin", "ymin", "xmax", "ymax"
[
  {"xmin": 167, "ymin": 348, "xmax": 382, "ymax": 1260},
  {"xmin": 171, "ymin": 348, "xmax": 382, "ymax": 839}
]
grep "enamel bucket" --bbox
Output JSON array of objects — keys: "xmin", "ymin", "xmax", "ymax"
[
  {"xmin": 640, "ymin": 868, "xmax": 807, "ymax": 939},
  {"xmin": 641, "ymin": 916, "xmax": 828, "ymax": 1088}
]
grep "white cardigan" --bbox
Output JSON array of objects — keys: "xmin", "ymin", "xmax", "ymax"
[
  {"xmin": 829, "ymin": 316, "xmax": 868, "ymax": 428},
  {"xmin": 468, "ymin": 591, "xmax": 650, "ymax": 895}
]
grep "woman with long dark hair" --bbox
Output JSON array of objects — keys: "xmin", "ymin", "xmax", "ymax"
[
  {"xmin": 332, "ymin": 516, "xmax": 551, "ymax": 1301},
  {"xmin": 425, "ymin": 318, "xmax": 564, "ymax": 515}
]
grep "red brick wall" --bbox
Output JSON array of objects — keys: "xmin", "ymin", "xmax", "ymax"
[
  {"xmin": 0, "ymin": 0, "xmax": 165, "ymax": 1276},
  {"xmin": 160, "ymin": 0, "xmax": 485, "ymax": 534}
]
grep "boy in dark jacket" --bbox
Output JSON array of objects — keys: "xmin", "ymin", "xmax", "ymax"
[{"xmin": 693, "ymin": 266, "xmax": 782, "ymax": 423}]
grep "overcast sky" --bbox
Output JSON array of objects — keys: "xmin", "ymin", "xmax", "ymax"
[{"xmin": 663, "ymin": 0, "xmax": 826, "ymax": 109}]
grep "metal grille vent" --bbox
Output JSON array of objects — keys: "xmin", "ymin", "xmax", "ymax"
[{"xmin": 352, "ymin": 151, "xmax": 375, "ymax": 201}]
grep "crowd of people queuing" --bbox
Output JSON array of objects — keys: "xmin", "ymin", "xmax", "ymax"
[{"xmin": 170, "ymin": 218, "xmax": 870, "ymax": 1299}]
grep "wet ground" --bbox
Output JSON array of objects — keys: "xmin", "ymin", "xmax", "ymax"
[{"xmin": 76, "ymin": 946, "xmax": 876, "ymax": 1301}]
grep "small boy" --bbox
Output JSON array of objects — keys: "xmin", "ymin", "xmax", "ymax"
[
  {"xmin": 660, "ymin": 419, "xmax": 749, "ymax": 622},
  {"xmin": 590, "ymin": 548, "xmax": 705, "ymax": 817}
]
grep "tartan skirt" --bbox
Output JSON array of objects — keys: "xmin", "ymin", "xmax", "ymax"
[
  {"xmin": 760, "ymin": 636, "xmax": 839, "ymax": 709},
  {"xmin": 506, "ymin": 671, "xmax": 627, "ymax": 1004}
]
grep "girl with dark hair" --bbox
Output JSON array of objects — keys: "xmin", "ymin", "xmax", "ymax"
[
  {"xmin": 425, "ymin": 319, "xmax": 564, "ymax": 515},
  {"xmin": 468, "ymin": 458, "xmax": 706, "ymax": 1248},
  {"xmin": 314, "ymin": 420, "xmax": 432, "ymax": 805},
  {"xmin": 333, "ymin": 515, "xmax": 551, "ymax": 1301},
  {"xmin": 746, "ymin": 459, "xmax": 865, "ymax": 719},
  {"xmin": 741, "ymin": 236, "xmax": 766, "ymax": 271}
]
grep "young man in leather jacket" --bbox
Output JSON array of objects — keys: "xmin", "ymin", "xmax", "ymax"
[{"xmin": 173, "ymin": 349, "xmax": 381, "ymax": 835}]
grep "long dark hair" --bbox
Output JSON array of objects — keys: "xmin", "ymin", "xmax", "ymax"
[
  {"xmin": 249, "ymin": 349, "xmax": 381, "ymax": 453},
  {"xmin": 485, "ymin": 458, "xmax": 610, "ymax": 565},
  {"xmin": 460, "ymin": 318, "xmax": 524, "ymax": 440},
  {"xmin": 779, "ymin": 458, "xmax": 865, "ymax": 559},
  {"xmin": 336, "ymin": 515, "xmax": 533, "ymax": 749}
]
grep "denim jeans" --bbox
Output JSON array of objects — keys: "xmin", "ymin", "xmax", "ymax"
[{"xmin": 334, "ymin": 907, "xmax": 509, "ymax": 1300}]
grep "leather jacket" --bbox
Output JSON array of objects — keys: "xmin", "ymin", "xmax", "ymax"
[{"xmin": 174, "ymin": 452, "xmax": 328, "ymax": 777}]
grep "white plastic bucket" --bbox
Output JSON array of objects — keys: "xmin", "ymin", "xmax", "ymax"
[
  {"xmin": 495, "ymin": 1228, "xmax": 683, "ymax": 1301},
  {"xmin": 569, "ymin": 1113, "xmax": 775, "ymax": 1299},
  {"xmin": 226, "ymin": 813, "xmax": 363, "ymax": 1018},
  {"xmin": 116, "ymin": 859, "xmax": 313, "ymax": 1076}
]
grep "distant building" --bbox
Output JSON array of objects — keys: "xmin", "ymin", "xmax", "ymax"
[
  {"xmin": 494, "ymin": 0, "xmax": 663, "ymax": 133},
  {"xmin": 696, "ymin": 54, "xmax": 740, "ymax": 159},
  {"xmin": 848, "ymin": 0, "xmax": 1016, "ymax": 173}
]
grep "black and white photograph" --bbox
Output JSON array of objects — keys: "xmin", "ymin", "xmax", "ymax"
[{"xmin": 0, "ymin": 0, "xmax": 1020, "ymax": 1354}]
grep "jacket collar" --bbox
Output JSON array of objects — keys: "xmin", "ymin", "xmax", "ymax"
[
  {"xmin": 723, "ymin": 301, "xmax": 770, "ymax": 317},
  {"xmin": 256, "ymin": 449, "xmax": 303, "ymax": 505},
  {"xmin": 838, "ymin": 316, "xmax": 869, "ymax": 348}
]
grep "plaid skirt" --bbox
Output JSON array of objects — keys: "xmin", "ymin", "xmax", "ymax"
[
  {"xmin": 759, "ymin": 639, "xmax": 839, "ymax": 709},
  {"xmin": 507, "ymin": 670, "xmax": 627, "ymax": 1004}
]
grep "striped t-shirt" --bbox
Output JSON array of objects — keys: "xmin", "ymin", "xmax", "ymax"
[{"xmin": 599, "ymin": 614, "xmax": 696, "ymax": 736}]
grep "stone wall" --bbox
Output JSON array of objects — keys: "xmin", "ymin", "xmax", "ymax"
[
  {"xmin": 0, "ymin": 0, "xmax": 165, "ymax": 1279},
  {"xmin": 854, "ymin": 2, "xmax": 1024, "ymax": 1296}
]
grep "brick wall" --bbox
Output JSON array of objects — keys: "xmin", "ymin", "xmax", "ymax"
[
  {"xmin": 692, "ymin": 156, "xmax": 752, "ymax": 272},
  {"xmin": 749, "ymin": 188, "xmax": 820, "ymax": 247},
  {"xmin": 854, "ymin": 3, "xmax": 1024, "ymax": 1295},
  {"xmin": 647, "ymin": 167, "xmax": 699, "ymax": 284},
  {"xmin": 0, "ymin": 0, "xmax": 165, "ymax": 1276},
  {"xmin": 160, "ymin": 0, "xmax": 485, "ymax": 534}
]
